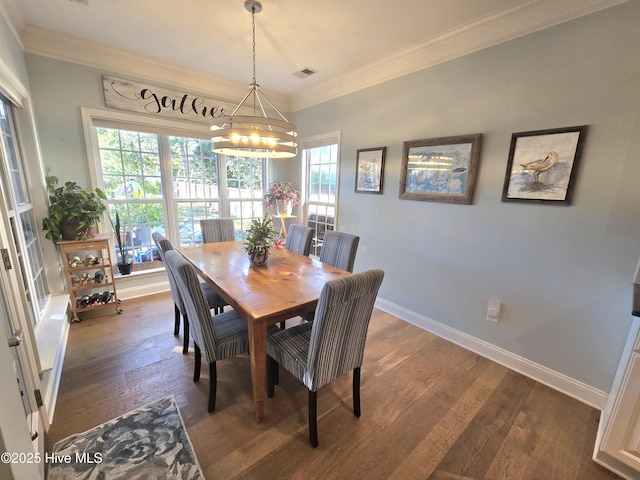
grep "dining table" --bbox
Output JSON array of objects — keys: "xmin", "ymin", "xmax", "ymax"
[{"xmin": 177, "ymin": 240, "xmax": 351, "ymax": 423}]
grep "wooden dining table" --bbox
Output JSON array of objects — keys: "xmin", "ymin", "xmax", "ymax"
[{"xmin": 177, "ymin": 240, "xmax": 351, "ymax": 422}]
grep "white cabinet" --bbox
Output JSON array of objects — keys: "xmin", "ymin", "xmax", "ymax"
[{"xmin": 594, "ymin": 317, "xmax": 640, "ymax": 480}]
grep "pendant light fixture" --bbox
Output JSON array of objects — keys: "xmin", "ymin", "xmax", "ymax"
[{"xmin": 211, "ymin": 0, "xmax": 297, "ymax": 158}]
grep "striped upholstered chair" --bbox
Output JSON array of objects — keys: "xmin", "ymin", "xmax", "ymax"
[
  {"xmin": 300, "ymin": 230, "xmax": 361, "ymax": 324},
  {"xmin": 152, "ymin": 232, "xmax": 227, "ymax": 353},
  {"xmin": 285, "ymin": 224, "xmax": 313, "ymax": 256},
  {"xmin": 199, "ymin": 218, "xmax": 235, "ymax": 244},
  {"xmin": 266, "ymin": 269, "xmax": 384, "ymax": 447},
  {"xmin": 165, "ymin": 250, "xmax": 276, "ymax": 412},
  {"xmin": 319, "ymin": 230, "xmax": 360, "ymax": 273}
]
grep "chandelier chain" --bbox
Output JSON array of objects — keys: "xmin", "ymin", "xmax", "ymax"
[{"xmin": 251, "ymin": 5, "xmax": 257, "ymax": 85}]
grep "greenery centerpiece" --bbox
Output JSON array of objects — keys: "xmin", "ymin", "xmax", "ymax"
[
  {"xmin": 242, "ymin": 214, "xmax": 279, "ymax": 266},
  {"xmin": 42, "ymin": 174, "xmax": 107, "ymax": 242},
  {"xmin": 264, "ymin": 180, "xmax": 300, "ymax": 216}
]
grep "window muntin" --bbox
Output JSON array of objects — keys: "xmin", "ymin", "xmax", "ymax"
[
  {"xmin": 94, "ymin": 124, "xmax": 265, "ymax": 268},
  {"xmin": 302, "ymin": 139, "xmax": 339, "ymax": 257},
  {"xmin": 0, "ymin": 96, "xmax": 48, "ymax": 326}
]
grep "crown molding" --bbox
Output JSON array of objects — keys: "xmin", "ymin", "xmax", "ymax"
[
  {"xmin": 15, "ymin": 0, "xmax": 628, "ymax": 113},
  {"xmin": 20, "ymin": 25, "xmax": 291, "ymax": 112},
  {"xmin": 289, "ymin": 0, "xmax": 629, "ymax": 111}
]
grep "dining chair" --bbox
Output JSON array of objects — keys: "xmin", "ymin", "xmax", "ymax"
[
  {"xmin": 199, "ymin": 218, "xmax": 235, "ymax": 244},
  {"xmin": 319, "ymin": 230, "xmax": 360, "ymax": 273},
  {"xmin": 266, "ymin": 269, "xmax": 384, "ymax": 447},
  {"xmin": 152, "ymin": 232, "xmax": 227, "ymax": 354},
  {"xmin": 279, "ymin": 223, "xmax": 314, "ymax": 329},
  {"xmin": 300, "ymin": 230, "xmax": 361, "ymax": 324},
  {"xmin": 285, "ymin": 224, "xmax": 313, "ymax": 256},
  {"xmin": 165, "ymin": 249, "xmax": 269, "ymax": 412}
]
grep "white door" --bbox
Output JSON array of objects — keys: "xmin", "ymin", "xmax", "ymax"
[
  {"xmin": 0, "ymin": 283, "xmax": 43, "ymax": 479},
  {"xmin": 594, "ymin": 317, "xmax": 640, "ymax": 480}
]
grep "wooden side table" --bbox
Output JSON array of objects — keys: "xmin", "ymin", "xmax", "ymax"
[{"xmin": 273, "ymin": 214, "xmax": 296, "ymax": 238}]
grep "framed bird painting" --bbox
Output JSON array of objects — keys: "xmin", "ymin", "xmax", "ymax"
[{"xmin": 501, "ymin": 125, "xmax": 588, "ymax": 205}]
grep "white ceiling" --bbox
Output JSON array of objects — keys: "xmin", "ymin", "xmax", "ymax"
[{"xmin": 0, "ymin": 0, "xmax": 628, "ymax": 109}]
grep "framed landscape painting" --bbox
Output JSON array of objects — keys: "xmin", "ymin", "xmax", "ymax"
[
  {"xmin": 355, "ymin": 147, "xmax": 386, "ymax": 194},
  {"xmin": 501, "ymin": 125, "xmax": 588, "ymax": 205},
  {"xmin": 399, "ymin": 134, "xmax": 482, "ymax": 204}
]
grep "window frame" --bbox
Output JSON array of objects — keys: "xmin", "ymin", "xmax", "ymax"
[
  {"xmin": 300, "ymin": 131, "xmax": 341, "ymax": 257},
  {"xmin": 82, "ymin": 108, "xmax": 267, "ymax": 267}
]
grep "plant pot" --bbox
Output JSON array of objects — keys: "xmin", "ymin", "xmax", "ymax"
[
  {"xmin": 249, "ymin": 251, "xmax": 268, "ymax": 266},
  {"xmin": 117, "ymin": 262, "xmax": 133, "ymax": 275},
  {"xmin": 60, "ymin": 218, "xmax": 95, "ymax": 241}
]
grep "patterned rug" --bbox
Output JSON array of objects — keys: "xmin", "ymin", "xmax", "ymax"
[{"xmin": 48, "ymin": 396, "xmax": 203, "ymax": 479}]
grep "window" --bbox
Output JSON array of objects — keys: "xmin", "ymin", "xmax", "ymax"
[
  {"xmin": 89, "ymin": 115, "xmax": 266, "ymax": 271},
  {"xmin": 301, "ymin": 133, "xmax": 340, "ymax": 256},
  {"xmin": 0, "ymin": 96, "xmax": 49, "ymax": 326}
]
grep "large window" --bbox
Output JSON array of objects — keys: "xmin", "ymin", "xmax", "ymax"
[
  {"xmin": 91, "ymin": 118, "xmax": 265, "ymax": 271},
  {"xmin": 0, "ymin": 96, "xmax": 48, "ymax": 326},
  {"xmin": 301, "ymin": 133, "xmax": 340, "ymax": 256}
]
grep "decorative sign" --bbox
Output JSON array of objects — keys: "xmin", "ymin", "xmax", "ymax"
[{"xmin": 103, "ymin": 76, "xmax": 235, "ymax": 124}]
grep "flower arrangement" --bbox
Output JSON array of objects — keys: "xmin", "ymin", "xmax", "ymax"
[{"xmin": 264, "ymin": 180, "xmax": 300, "ymax": 208}]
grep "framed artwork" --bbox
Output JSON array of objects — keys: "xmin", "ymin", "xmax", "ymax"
[
  {"xmin": 355, "ymin": 147, "xmax": 386, "ymax": 194},
  {"xmin": 399, "ymin": 134, "xmax": 482, "ymax": 204},
  {"xmin": 501, "ymin": 125, "xmax": 588, "ymax": 205}
]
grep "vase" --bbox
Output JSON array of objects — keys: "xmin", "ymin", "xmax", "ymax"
[
  {"xmin": 277, "ymin": 200, "xmax": 292, "ymax": 216},
  {"xmin": 250, "ymin": 251, "xmax": 268, "ymax": 266}
]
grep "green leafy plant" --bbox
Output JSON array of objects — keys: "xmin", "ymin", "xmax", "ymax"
[
  {"xmin": 42, "ymin": 174, "xmax": 107, "ymax": 242},
  {"xmin": 242, "ymin": 214, "xmax": 278, "ymax": 256},
  {"xmin": 106, "ymin": 211, "xmax": 130, "ymax": 265}
]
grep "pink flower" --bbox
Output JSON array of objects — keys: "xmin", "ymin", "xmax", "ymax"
[{"xmin": 264, "ymin": 181, "xmax": 301, "ymax": 207}]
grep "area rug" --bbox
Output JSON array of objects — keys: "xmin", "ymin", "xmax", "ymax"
[{"xmin": 48, "ymin": 396, "xmax": 203, "ymax": 479}]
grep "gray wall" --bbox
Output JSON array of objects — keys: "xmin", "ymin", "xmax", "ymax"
[
  {"xmin": 20, "ymin": 2, "xmax": 640, "ymax": 395},
  {"xmin": 291, "ymin": 2, "xmax": 640, "ymax": 393},
  {"xmin": 0, "ymin": 12, "xmax": 28, "ymax": 88}
]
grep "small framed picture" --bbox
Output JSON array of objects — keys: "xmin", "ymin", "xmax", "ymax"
[
  {"xmin": 501, "ymin": 125, "xmax": 588, "ymax": 205},
  {"xmin": 355, "ymin": 147, "xmax": 386, "ymax": 194},
  {"xmin": 399, "ymin": 134, "xmax": 482, "ymax": 204}
]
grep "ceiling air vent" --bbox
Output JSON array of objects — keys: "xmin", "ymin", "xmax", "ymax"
[{"xmin": 293, "ymin": 68, "xmax": 317, "ymax": 79}]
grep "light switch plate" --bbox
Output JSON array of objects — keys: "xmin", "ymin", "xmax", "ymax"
[{"xmin": 486, "ymin": 298, "xmax": 501, "ymax": 323}]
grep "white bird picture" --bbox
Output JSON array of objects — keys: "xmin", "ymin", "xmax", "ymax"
[{"xmin": 519, "ymin": 150, "xmax": 559, "ymax": 182}]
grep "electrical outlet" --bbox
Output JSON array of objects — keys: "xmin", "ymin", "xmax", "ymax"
[{"xmin": 486, "ymin": 298, "xmax": 500, "ymax": 323}]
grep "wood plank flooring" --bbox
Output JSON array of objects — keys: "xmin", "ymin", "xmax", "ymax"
[{"xmin": 46, "ymin": 292, "xmax": 621, "ymax": 479}]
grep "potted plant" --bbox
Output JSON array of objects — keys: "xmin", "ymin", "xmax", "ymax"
[
  {"xmin": 106, "ymin": 211, "xmax": 133, "ymax": 275},
  {"xmin": 264, "ymin": 180, "xmax": 300, "ymax": 216},
  {"xmin": 42, "ymin": 174, "xmax": 107, "ymax": 242},
  {"xmin": 242, "ymin": 214, "xmax": 279, "ymax": 266}
]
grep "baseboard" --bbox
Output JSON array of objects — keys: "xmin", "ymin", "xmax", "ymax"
[
  {"xmin": 116, "ymin": 277, "xmax": 169, "ymax": 300},
  {"xmin": 375, "ymin": 297, "xmax": 608, "ymax": 410}
]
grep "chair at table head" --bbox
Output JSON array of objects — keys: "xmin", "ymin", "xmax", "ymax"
[
  {"xmin": 267, "ymin": 268, "xmax": 384, "ymax": 447},
  {"xmin": 199, "ymin": 218, "xmax": 234, "ymax": 244},
  {"xmin": 152, "ymin": 231, "xmax": 226, "ymax": 354},
  {"xmin": 165, "ymin": 249, "xmax": 251, "ymax": 412},
  {"xmin": 285, "ymin": 224, "xmax": 313, "ymax": 256},
  {"xmin": 319, "ymin": 231, "xmax": 360, "ymax": 272}
]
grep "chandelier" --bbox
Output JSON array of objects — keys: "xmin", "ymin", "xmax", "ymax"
[{"xmin": 211, "ymin": 0, "xmax": 297, "ymax": 158}]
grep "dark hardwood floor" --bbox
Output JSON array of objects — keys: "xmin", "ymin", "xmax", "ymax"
[{"xmin": 46, "ymin": 292, "xmax": 621, "ymax": 479}]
